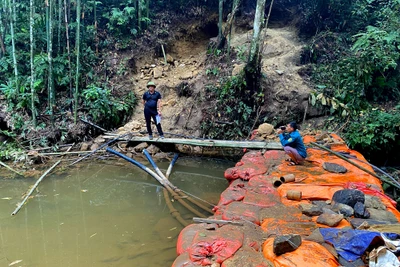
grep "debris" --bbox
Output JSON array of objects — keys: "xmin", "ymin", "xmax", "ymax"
[
  {"xmin": 299, "ymin": 203, "xmax": 323, "ymax": 216},
  {"xmin": 9, "ymin": 260, "xmax": 23, "ymax": 266},
  {"xmin": 354, "ymin": 202, "xmax": 370, "ymax": 218},
  {"xmin": 331, "ymin": 202, "xmax": 354, "ymax": 217}
]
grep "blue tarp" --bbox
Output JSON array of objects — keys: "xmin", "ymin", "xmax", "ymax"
[{"xmin": 320, "ymin": 228, "xmax": 382, "ymax": 261}]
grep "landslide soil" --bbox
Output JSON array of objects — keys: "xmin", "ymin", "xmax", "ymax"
[{"xmin": 112, "ymin": 17, "xmax": 313, "ymax": 137}]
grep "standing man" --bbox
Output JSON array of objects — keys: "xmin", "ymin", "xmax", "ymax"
[
  {"xmin": 142, "ymin": 81, "xmax": 164, "ymax": 140},
  {"xmin": 277, "ymin": 121, "xmax": 307, "ymax": 165}
]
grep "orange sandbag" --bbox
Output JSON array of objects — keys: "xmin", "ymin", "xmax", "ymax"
[
  {"xmin": 262, "ymin": 238, "xmax": 339, "ymax": 267},
  {"xmin": 177, "ymin": 224, "xmax": 207, "ymax": 255},
  {"xmin": 172, "ymin": 252, "xmax": 199, "ymax": 267},
  {"xmin": 261, "ymin": 218, "xmax": 317, "ymax": 236},
  {"xmin": 224, "ymin": 151, "xmax": 269, "ymax": 181}
]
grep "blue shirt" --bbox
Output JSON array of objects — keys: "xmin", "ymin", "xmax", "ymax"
[{"xmin": 279, "ymin": 130, "xmax": 307, "ymax": 158}]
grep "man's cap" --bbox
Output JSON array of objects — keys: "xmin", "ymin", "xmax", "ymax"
[{"xmin": 147, "ymin": 81, "xmax": 156, "ymax": 88}]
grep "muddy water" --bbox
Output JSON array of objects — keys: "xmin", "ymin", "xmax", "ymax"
[{"xmin": 0, "ymin": 157, "xmax": 231, "ymax": 267}]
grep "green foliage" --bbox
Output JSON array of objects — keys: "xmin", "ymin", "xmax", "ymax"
[
  {"xmin": 0, "ymin": 141, "xmax": 25, "ymax": 161},
  {"xmin": 206, "ymin": 67, "xmax": 219, "ymax": 76},
  {"xmin": 81, "ymin": 84, "xmax": 137, "ymax": 128},
  {"xmin": 344, "ymin": 106, "xmax": 400, "ymax": 162},
  {"xmin": 201, "ymin": 75, "xmax": 262, "ymax": 139}
]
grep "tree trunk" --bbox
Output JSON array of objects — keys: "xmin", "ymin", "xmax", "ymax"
[
  {"xmin": 227, "ymin": 0, "xmax": 241, "ymax": 57},
  {"xmin": 217, "ymin": 0, "xmax": 224, "ymax": 48},
  {"xmin": 74, "ymin": 0, "xmax": 81, "ymax": 123},
  {"xmin": 8, "ymin": 0, "xmax": 18, "ymax": 84},
  {"xmin": 57, "ymin": 0, "xmax": 62, "ymax": 53},
  {"xmin": 30, "ymin": 0, "xmax": 36, "ymax": 126},
  {"xmin": 245, "ymin": 0, "xmax": 267, "ymax": 92},
  {"xmin": 94, "ymin": 0, "xmax": 98, "ymax": 54},
  {"xmin": 0, "ymin": 1, "xmax": 6, "ymax": 56},
  {"xmin": 63, "ymin": 0, "xmax": 72, "ymax": 112},
  {"xmin": 47, "ymin": 0, "xmax": 55, "ymax": 125},
  {"xmin": 137, "ymin": 0, "xmax": 141, "ymax": 32}
]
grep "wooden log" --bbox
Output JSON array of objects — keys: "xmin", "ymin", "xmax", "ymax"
[
  {"xmin": 102, "ymin": 136, "xmax": 283, "ymax": 150},
  {"xmin": 11, "ymin": 160, "xmax": 61, "ymax": 216},
  {"xmin": 193, "ymin": 217, "xmax": 244, "ymax": 226},
  {"xmin": 79, "ymin": 117, "xmax": 108, "ymax": 132},
  {"xmin": 0, "ymin": 161, "xmax": 23, "ymax": 176}
]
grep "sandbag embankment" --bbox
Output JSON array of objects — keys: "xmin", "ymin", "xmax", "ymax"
[{"xmin": 172, "ymin": 134, "xmax": 400, "ymax": 267}]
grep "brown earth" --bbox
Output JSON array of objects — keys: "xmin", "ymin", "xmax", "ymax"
[{"xmin": 113, "ymin": 23, "xmax": 314, "ymax": 137}]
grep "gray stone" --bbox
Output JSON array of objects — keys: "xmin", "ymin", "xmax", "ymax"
[
  {"xmin": 323, "ymin": 162, "xmax": 347, "ymax": 173},
  {"xmin": 299, "ymin": 203, "xmax": 323, "ymax": 217},
  {"xmin": 331, "ymin": 202, "xmax": 354, "ymax": 217},
  {"xmin": 80, "ymin": 142, "xmax": 90, "ymax": 151},
  {"xmin": 322, "ymin": 207, "xmax": 338, "ymax": 215},
  {"xmin": 338, "ymin": 255, "xmax": 365, "ymax": 267},
  {"xmin": 146, "ymin": 144, "xmax": 160, "ymax": 155},
  {"xmin": 312, "ymin": 200, "xmax": 329, "ymax": 209},
  {"xmin": 354, "ymin": 202, "xmax": 370, "ymax": 218},
  {"xmin": 349, "ymin": 218, "xmax": 390, "ymax": 229},
  {"xmin": 133, "ymin": 142, "xmax": 149, "ymax": 152},
  {"xmin": 332, "ymin": 189, "xmax": 365, "ymax": 207},
  {"xmin": 367, "ymin": 208, "xmax": 399, "ymax": 223},
  {"xmin": 316, "ymin": 213, "xmax": 344, "ymax": 227},
  {"xmin": 153, "ymin": 66, "xmax": 163, "ymax": 78},
  {"xmin": 275, "ymin": 70, "xmax": 284, "ymax": 75},
  {"xmin": 273, "ymin": 234, "xmax": 302, "ymax": 255},
  {"xmin": 90, "ymin": 143, "xmax": 99, "ymax": 151},
  {"xmin": 365, "ymin": 195, "xmax": 387, "ymax": 210}
]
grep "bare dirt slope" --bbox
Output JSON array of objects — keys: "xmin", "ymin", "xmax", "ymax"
[{"xmin": 117, "ymin": 25, "xmax": 312, "ymax": 137}]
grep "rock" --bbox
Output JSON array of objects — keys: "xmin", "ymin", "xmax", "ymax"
[
  {"xmin": 166, "ymin": 54, "xmax": 174, "ymax": 64},
  {"xmin": 90, "ymin": 143, "xmax": 99, "ymax": 151},
  {"xmin": 332, "ymin": 189, "xmax": 365, "ymax": 207},
  {"xmin": 126, "ymin": 152, "xmax": 133, "ymax": 158},
  {"xmin": 174, "ymin": 60, "xmax": 179, "ymax": 67},
  {"xmin": 146, "ymin": 144, "xmax": 160, "ymax": 154},
  {"xmin": 166, "ymin": 99, "xmax": 177, "ymax": 106},
  {"xmin": 180, "ymin": 71, "xmax": 193, "ymax": 80},
  {"xmin": 232, "ymin": 64, "xmax": 245, "ymax": 76},
  {"xmin": 331, "ymin": 202, "xmax": 354, "ymax": 217},
  {"xmin": 322, "ymin": 162, "xmax": 347, "ymax": 173},
  {"xmin": 153, "ymin": 66, "xmax": 163, "ymax": 78},
  {"xmin": 124, "ymin": 120, "xmax": 142, "ymax": 131},
  {"xmin": 133, "ymin": 142, "xmax": 149, "ymax": 152},
  {"xmin": 273, "ymin": 234, "xmax": 302, "ymax": 255},
  {"xmin": 365, "ymin": 195, "xmax": 387, "ymax": 210},
  {"xmin": 312, "ymin": 200, "xmax": 329, "ymax": 209},
  {"xmin": 348, "ymin": 218, "xmax": 390, "ymax": 229},
  {"xmin": 94, "ymin": 137, "xmax": 105, "ymax": 143},
  {"xmin": 367, "ymin": 208, "xmax": 398, "ymax": 223},
  {"xmin": 299, "ymin": 203, "xmax": 323, "ymax": 217},
  {"xmin": 354, "ymin": 202, "xmax": 370, "ymax": 218},
  {"xmin": 275, "ymin": 70, "xmax": 284, "ymax": 75},
  {"xmin": 338, "ymin": 256, "xmax": 365, "ymax": 267},
  {"xmin": 316, "ymin": 213, "xmax": 344, "ymax": 227},
  {"xmin": 306, "ymin": 229, "xmax": 324, "ymax": 243},
  {"xmin": 150, "ymin": 64, "xmax": 156, "ymax": 68},
  {"xmin": 322, "ymin": 207, "xmax": 338, "ymax": 215},
  {"xmin": 257, "ymin": 123, "xmax": 274, "ymax": 135},
  {"xmin": 80, "ymin": 142, "xmax": 90, "ymax": 151}
]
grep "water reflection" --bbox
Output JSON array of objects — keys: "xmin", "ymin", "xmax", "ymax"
[{"xmin": 0, "ymin": 157, "xmax": 231, "ymax": 266}]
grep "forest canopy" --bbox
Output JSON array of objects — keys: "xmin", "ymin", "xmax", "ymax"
[{"xmin": 0, "ymin": 0, "xmax": 399, "ymax": 164}]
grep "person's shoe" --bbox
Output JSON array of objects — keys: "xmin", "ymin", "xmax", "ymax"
[
  {"xmin": 149, "ymin": 135, "xmax": 153, "ymax": 140},
  {"xmin": 160, "ymin": 135, "xmax": 164, "ymax": 139}
]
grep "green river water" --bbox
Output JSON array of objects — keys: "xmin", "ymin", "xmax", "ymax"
[{"xmin": 0, "ymin": 157, "xmax": 231, "ymax": 267}]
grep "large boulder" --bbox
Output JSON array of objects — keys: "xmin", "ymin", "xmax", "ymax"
[
  {"xmin": 257, "ymin": 123, "xmax": 274, "ymax": 136},
  {"xmin": 332, "ymin": 189, "xmax": 365, "ymax": 208}
]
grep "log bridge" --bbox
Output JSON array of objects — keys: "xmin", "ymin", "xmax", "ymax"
[{"xmin": 103, "ymin": 135, "xmax": 283, "ymax": 150}]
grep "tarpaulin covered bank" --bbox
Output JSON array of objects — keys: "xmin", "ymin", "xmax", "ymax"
[{"xmin": 172, "ymin": 134, "xmax": 400, "ymax": 267}]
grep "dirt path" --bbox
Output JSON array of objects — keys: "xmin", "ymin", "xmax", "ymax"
[{"xmin": 118, "ymin": 26, "xmax": 312, "ymax": 137}]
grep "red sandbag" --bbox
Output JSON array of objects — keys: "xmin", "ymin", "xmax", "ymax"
[
  {"xmin": 218, "ymin": 181, "xmax": 246, "ymax": 206},
  {"xmin": 224, "ymin": 152, "xmax": 269, "ymax": 181},
  {"xmin": 263, "ymin": 150, "xmax": 286, "ymax": 164},
  {"xmin": 177, "ymin": 224, "xmax": 208, "ymax": 255},
  {"xmin": 216, "ymin": 202, "xmax": 261, "ymax": 225},
  {"xmin": 243, "ymin": 189, "xmax": 280, "ymax": 208},
  {"xmin": 172, "ymin": 252, "xmax": 199, "ymax": 267},
  {"xmin": 188, "ymin": 225, "xmax": 244, "ymax": 265}
]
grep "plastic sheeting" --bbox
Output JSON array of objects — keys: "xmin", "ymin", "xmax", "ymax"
[
  {"xmin": 320, "ymin": 228, "xmax": 382, "ymax": 262},
  {"xmin": 262, "ymin": 238, "xmax": 339, "ymax": 267}
]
